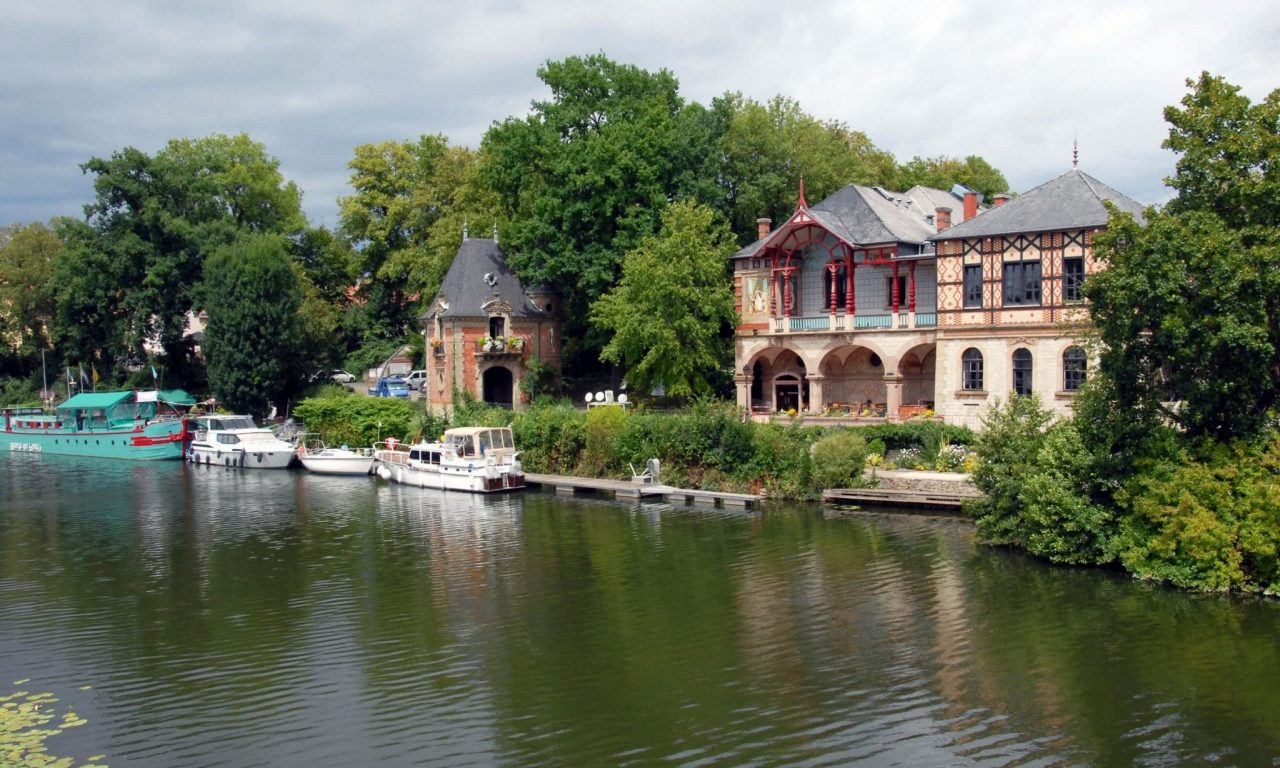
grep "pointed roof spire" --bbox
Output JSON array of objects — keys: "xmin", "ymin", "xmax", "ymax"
[
  {"xmin": 796, "ymin": 176, "xmax": 809, "ymax": 211},
  {"xmin": 492, "ymin": 222, "xmax": 499, "ymax": 244},
  {"xmin": 1073, "ymin": 135, "xmax": 1079, "ymax": 168},
  {"xmin": 463, "ymin": 216, "xmax": 469, "ymax": 240}
]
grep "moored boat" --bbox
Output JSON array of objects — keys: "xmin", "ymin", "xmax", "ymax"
[
  {"xmin": 297, "ymin": 434, "xmax": 375, "ymax": 476},
  {"xmin": 1, "ymin": 389, "xmax": 192, "ymax": 460},
  {"xmin": 373, "ymin": 426, "xmax": 524, "ymax": 493},
  {"xmin": 188, "ymin": 414, "xmax": 297, "ymax": 469}
]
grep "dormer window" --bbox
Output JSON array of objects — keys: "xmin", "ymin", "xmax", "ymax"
[{"xmin": 489, "ymin": 316, "xmax": 506, "ymax": 338}]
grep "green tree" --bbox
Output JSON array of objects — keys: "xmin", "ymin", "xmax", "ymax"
[
  {"xmin": 339, "ymin": 136, "xmax": 498, "ymax": 339},
  {"xmin": 202, "ymin": 234, "xmax": 303, "ymax": 419},
  {"xmin": 0, "ymin": 222, "xmax": 60, "ymax": 365},
  {"xmin": 481, "ymin": 54, "xmax": 721, "ymax": 368},
  {"xmin": 717, "ymin": 93, "xmax": 900, "ymax": 243},
  {"xmin": 590, "ymin": 200, "xmax": 737, "ymax": 399},
  {"xmin": 52, "ymin": 134, "xmax": 304, "ymax": 384},
  {"xmin": 895, "ymin": 154, "xmax": 1010, "ymax": 201},
  {"xmin": 1089, "ymin": 73, "xmax": 1280, "ymax": 442}
]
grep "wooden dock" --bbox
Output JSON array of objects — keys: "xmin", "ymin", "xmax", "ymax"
[
  {"xmin": 524, "ymin": 473, "xmax": 763, "ymax": 509},
  {"xmin": 822, "ymin": 487, "xmax": 978, "ymax": 510}
]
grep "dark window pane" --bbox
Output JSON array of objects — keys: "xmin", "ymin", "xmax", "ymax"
[
  {"xmin": 1013, "ymin": 348, "xmax": 1033, "ymax": 395},
  {"xmin": 1064, "ymin": 257, "xmax": 1084, "ymax": 302},
  {"xmin": 1063, "ymin": 346, "xmax": 1087, "ymax": 391},
  {"xmin": 964, "ymin": 265, "xmax": 982, "ymax": 308},
  {"xmin": 962, "ymin": 348, "xmax": 984, "ymax": 391}
]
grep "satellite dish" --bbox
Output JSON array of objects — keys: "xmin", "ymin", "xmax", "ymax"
[
  {"xmin": 617, "ymin": 394, "xmax": 627, "ymax": 404},
  {"xmin": 584, "ymin": 392, "xmax": 594, "ymax": 402},
  {"xmin": 595, "ymin": 391, "xmax": 605, "ymax": 402},
  {"xmin": 483, "ymin": 272, "xmax": 498, "ymax": 287}
]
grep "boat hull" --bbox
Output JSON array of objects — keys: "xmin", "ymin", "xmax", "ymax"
[
  {"xmin": 299, "ymin": 453, "xmax": 375, "ymax": 475},
  {"xmin": 374, "ymin": 455, "xmax": 524, "ymax": 493},
  {"xmin": 188, "ymin": 443, "xmax": 296, "ymax": 469},
  {"xmin": 1, "ymin": 420, "xmax": 188, "ymax": 461}
]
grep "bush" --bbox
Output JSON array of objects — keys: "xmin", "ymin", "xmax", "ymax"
[
  {"xmin": 293, "ymin": 395, "xmax": 416, "ymax": 447},
  {"xmin": 810, "ymin": 430, "xmax": 870, "ymax": 489},
  {"xmin": 1116, "ymin": 438, "xmax": 1280, "ymax": 593},
  {"xmin": 511, "ymin": 401, "xmax": 585, "ymax": 473},
  {"xmin": 966, "ymin": 396, "xmax": 1056, "ymax": 547}
]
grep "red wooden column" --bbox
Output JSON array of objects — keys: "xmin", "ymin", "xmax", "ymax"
[
  {"xmin": 846, "ymin": 252, "xmax": 855, "ymax": 315},
  {"xmin": 908, "ymin": 262, "xmax": 917, "ymax": 312},
  {"xmin": 781, "ymin": 267, "xmax": 796, "ymax": 317},
  {"xmin": 827, "ymin": 262, "xmax": 839, "ymax": 314},
  {"xmin": 891, "ymin": 262, "xmax": 900, "ymax": 313}
]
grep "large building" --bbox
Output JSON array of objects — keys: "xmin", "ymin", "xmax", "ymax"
[
  {"xmin": 420, "ymin": 234, "xmax": 560, "ymax": 413},
  {"xmin": 732, "ymin": 167, "xmax": 1144, "ymax": 428}
]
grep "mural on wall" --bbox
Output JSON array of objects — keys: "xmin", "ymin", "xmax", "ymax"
[{"xmin": 744, "ymin": 276, "xmax": 770, "ymax": 319}]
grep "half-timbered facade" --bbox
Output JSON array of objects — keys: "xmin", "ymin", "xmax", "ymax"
[{"xmin": 733, "ymin": 168, "xmax": 1143, "ymax": 428}]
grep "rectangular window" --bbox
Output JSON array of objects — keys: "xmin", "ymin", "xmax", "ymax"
[
  {"xmin": 884, "ymin": 275, "xmax": 908, "ymax": 309},
  {"xmin": 1063, "ymin": 257, "xmax": 1085, "ymax": 302},
  {"xmin": 963, "ymin": 265, "xmax": 983, "ymax": 308},
  {"xmin": 489, "ymin": 316, "xmax": 506, "ymax": 338},
  {"xmin": 1002, "ymin": 262, "xmax": 1042, "ymax": 306}
]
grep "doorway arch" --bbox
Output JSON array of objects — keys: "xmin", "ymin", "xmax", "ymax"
[{"xmin": 482, "ymin": 366, "xmax": 514, "ymax": 407}]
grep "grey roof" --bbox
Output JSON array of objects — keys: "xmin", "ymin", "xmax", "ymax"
[
  {"xmin": 930, "ymin": 168, "xmax": 1145, "ymax": 241},
  {"xmin": 901, "ymin": 185, "xmax": 973, "ymax": 222},
  {"xmin": 731, "ymin": 184, "xmax": 953, "ymax": 260},
  {"xmin": 424, "ymin": 238, "xmax": 546, "ymax": 319}
]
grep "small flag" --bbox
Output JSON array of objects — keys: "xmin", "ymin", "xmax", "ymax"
[
  {"xmin": 151, "ymin": 365, "xmax": 159, "ymax": 381},
  {"xmin": 92, "ymin": 364, "xmax": 100, "ymax": 386},
  {"xmin": 78, "ymin": 364, "xmax": 88, "ymax": 386}
]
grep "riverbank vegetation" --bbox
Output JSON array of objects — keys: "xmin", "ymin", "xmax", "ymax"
[
  {"xmin": 967, "ymin": 73, "xmax": 1280, "ymax": 595},
  {"xmin": 293, "ymin": 394, "xmax": 976, "ymax": 500}
]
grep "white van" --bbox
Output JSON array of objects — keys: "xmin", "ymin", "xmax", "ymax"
[{"xmin": 403, "ymin": 370, "xmax": 429, "ymax": 390}]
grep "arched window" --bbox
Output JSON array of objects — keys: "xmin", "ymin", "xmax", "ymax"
[
  {"xmin": 1012, "ymin": 348, "xmax": 1033, "ymax": 396},
  {"xmin": 1063, "ymin": 347, "xmax": 1087, "ymax": 391},
  {"xmin": 962, "ymin": 348, "xmax": 984, "ymax": 391}
]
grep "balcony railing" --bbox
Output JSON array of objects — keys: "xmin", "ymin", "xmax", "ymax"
[
  {"xmin": 762, "ymin": 311, "xmax": 937, "ymax": 334},
  {"xmin": 474, "ymin": 338, "xmax": 527, "ymax": 357}
]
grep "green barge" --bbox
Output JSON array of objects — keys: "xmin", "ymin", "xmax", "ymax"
[{"xmin": 1, "ymin": 390, "xmax": 193, "ymax": 460}]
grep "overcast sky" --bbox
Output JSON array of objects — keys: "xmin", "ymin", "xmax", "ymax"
[{"xmin": 3, "ymin": 0, "xmax": 1278, "ymax": 229}]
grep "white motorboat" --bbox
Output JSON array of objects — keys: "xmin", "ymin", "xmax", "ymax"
[
  {"xmin": 297, "ymin": 434, "xmax": 375, "ymax": 476},
  {"xmin": 187, "ymin": 414, "xmax": 297, "ymax": 469},
  {"xmin": 372, "ymin": 426, "xmax": 525, "ymax": 493}
]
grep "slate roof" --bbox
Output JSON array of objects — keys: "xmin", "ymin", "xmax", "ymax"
[
  {"xmin": 930, "ymin": 168, "xmax": 1145, "ymax": 241},
  {"xmin": 424, "ymin": 238, "xmax": 546, "ymax": 320},
  {"xmin": 732, "ymin": 184, "xmax": 958, "ymax": 260}
]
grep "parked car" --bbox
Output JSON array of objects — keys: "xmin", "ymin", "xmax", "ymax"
[
  {"xmin": 403, "ymin": 370, "xmax": 428, "ymax": 390},
  {"xmin": 330, "ymin": 369, "xmax": 357, "ymax": 383},
  {"xmin": 371, "ymin": 377, "xmax": 411, "ymax": 398}
]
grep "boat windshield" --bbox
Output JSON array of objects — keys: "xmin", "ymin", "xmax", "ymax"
[{"xmin": 205, "ymin": 416, "xmax": 257, "ymax": 431}]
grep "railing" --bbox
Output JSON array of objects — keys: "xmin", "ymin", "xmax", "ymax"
[
  {"xmin": 789, "ymin": 316, "xmax": 830, "ymax": 332},
  {"xmin": 760, "ymin": 312, "xmax": 937, "ymax": 334},
  {"xmin": 473, "ymin": 338, "xmax": 526, "ymax": 357}
]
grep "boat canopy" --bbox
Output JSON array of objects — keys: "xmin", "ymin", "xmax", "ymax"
[
  {"xmin": 135, "ymin": 388, "xmax": 197, "ymax": 406},
  {"xmin": 57, "ymin": 391, "xmax": 135, "ymax": 411}
]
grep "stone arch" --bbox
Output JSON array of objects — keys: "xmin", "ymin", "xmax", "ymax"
[
  {"xmin": 745, "ymin": 348, "xmax": 808, "ymax": 413},
  {"xmin": 898, "ymin": 343, "xmax": 937, "ymax": 406},
  {"xmin": 818, "ymin": 345, "xmax": 886, "ymax": 409},
  {"xmin": 479, "ymin": 364, "xmax": 516, "ymax": 407}
]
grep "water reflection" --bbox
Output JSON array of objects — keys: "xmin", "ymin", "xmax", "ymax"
[{"xmin": 1, "ymin": 459, "xmax": 1278, "ymax": 766}]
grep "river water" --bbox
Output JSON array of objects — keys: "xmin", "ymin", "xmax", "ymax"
[{"xmin": 1, "ymin": 454, "xmax": 1277, "ymax": 767}]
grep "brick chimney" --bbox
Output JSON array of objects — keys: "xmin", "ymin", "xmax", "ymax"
[
  {"xmin": 993, "ymin": 194, "xmax": 1010, "ymax": 207},
  {"xmin": 935, "ymin": 206, "xmax": 952, "ymax": 232},
  {"xmin": 757, "ymin": 218, "xmax": 772, "ymax": 241},
  {"xmin": 963, "ymin": 191, "xmax": 978, "ymax": 221}
]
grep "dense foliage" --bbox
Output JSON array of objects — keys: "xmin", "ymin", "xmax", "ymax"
[
  {"xmin": 591, "ymin": 201, "xmax": 738, "ymax": 398},
  {"xmin": 202, "ymin": 235, "xmax": 303, "ymax": 419}
]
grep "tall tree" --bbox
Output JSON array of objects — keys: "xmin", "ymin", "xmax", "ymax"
[
  {"xmin": 1088, "ymin": 73, "xmax": 1280, "ymax": 442},
  {"xmin": 717, "ymin": 93, "xmax": 899, "ymax": 244},
  {"xmin": 52, "ymin": 134, "xmax": 303, "ymax": 383},
  {"xmin": 0, "ymin": 222, "xmax": 60, "ymax": 366},
  {"xmin": 480, "ymin": 54, "xmax": 720, "ymax": 369},
  {"xmin": 339, "ymin": 136, "xmax": 497, "ymax": 340},
  {"xmin": 590, "ymin": 200, "xmax": 737, "ymax": 399},
  {"xmin": 202, "ymin": 234, "xmax": 302, "ymax": 419}
]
